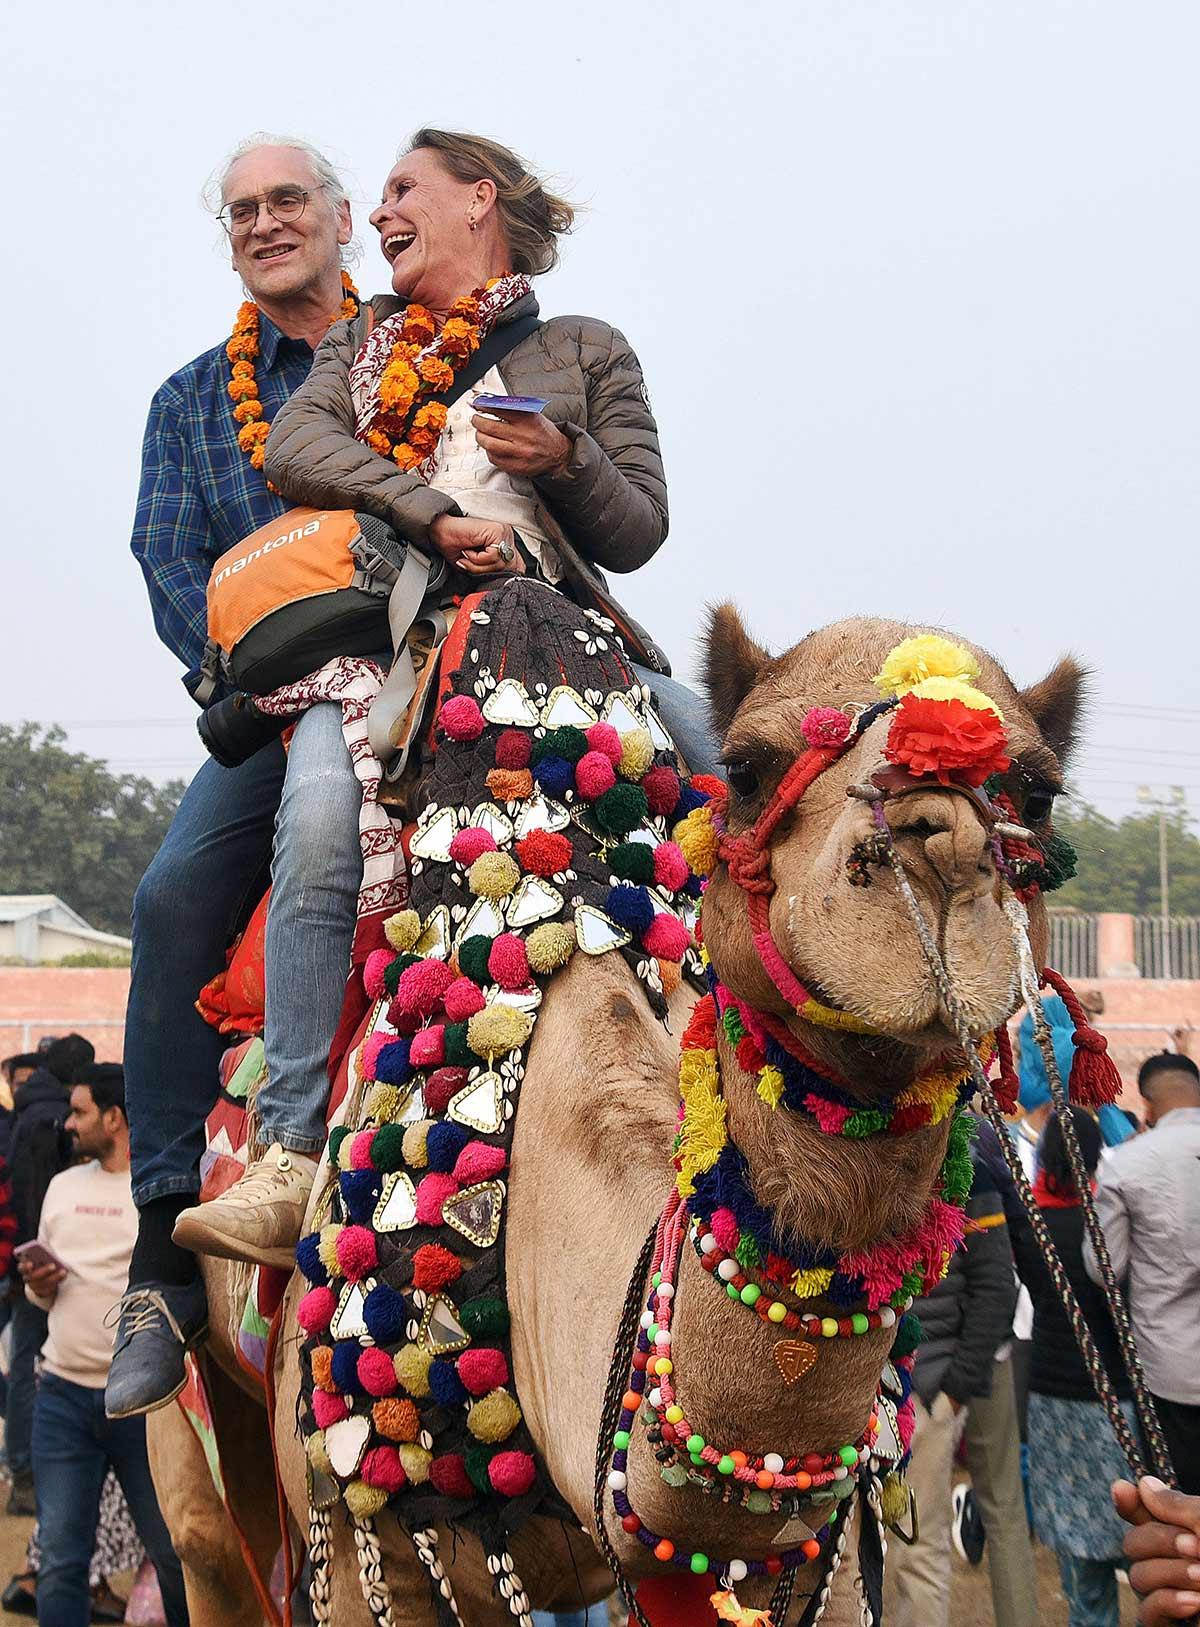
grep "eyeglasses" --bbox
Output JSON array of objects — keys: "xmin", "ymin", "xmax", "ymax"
[{"xmin": 218, "ymin": 186, "xmax": 312, "ymax": 237}]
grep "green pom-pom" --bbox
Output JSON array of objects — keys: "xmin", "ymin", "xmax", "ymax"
[
  {"xmin": 457, "ymin": 936, "xmax": 493, "ymax": 985},
  {"xmin": 610, "ymin": 842, "xmax": 656, "ymax": 884},
  {"xmin": 844, "ymin": 1109, "xmax": 889, "ymax": 1139},
  {"xmin": 532, "ymin": 726, "xmax": 588, "ymax": 766},
  {"xmin": 328, "ymin": 1126, "xmax": 351, "ymax": 1164},
  {"xmin": 899, "ymin": 1265, "xmax": 926, "ymax": 1300},
  {"xmin": 1041, "ymin": 833, "xmax": 1078, "ymax": 892},
  {"xmin": 444, "ymin": 1023, "xmax": 473, "ymax": 1068},
  {"xmin": 939, "ymin": 1109, "xmax": 975, "ymax": 1203},
  {"xmin": 369, "ymin": 1123, "xmax": 407, "ymax": 1173},
  {"xmin": 890, "ymin": 1312, "xmax": 923, "ymax": 1359},
  {"xmin": 465, "ymin": 1440, "xmax": 497, "ymax": 1492},
  {"xmin": 721, "ymin": 1006, "xmax": 745, "ymax": 1045},
  {"xmin": 383, "ymin": 953, "xmax": 420, "ymax": 997},
  {"xmin": 595, "ymin": 783, "xmax": 648, "ymax": 837},
  {"xmin": 734, "ymin": 1232, "xmax": 761, "ymax": 1270},
  {"xmin": 460, "ymin": 1297, "xmax": 510, "ymax": 1339}
]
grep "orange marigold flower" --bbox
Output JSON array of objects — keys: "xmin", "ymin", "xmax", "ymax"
[
  {"xmin": 379, "ymin": 366, "xmax": 418, "ymax": 416},
  {"xmin": 393, "ymin": 444, "xmax": 422, "ymax": 471},
  {"xmin": 414, "ymin": 402, "xmax": 448, "ymax": 431},
  {"xmin": 233, "ymin": 400, "xmax": 265, "ymax": 423},
  {"xmin": 402, "ymin": 305, "xmax": 437, "ymax": 344},
  {"xmin": 237, "ymin": 421, "xmax": 270, "ymax": 451},
  {"xmin": 418, "ymin": 356, "xmax": 456, "ymax": 392},
  {"xmin": 231, "ymin": 360, "xmax": 254, "ymax": 380},
  {"xmin": 227, "ymin": 378, "xmax": 259, "ymax": 403},
  {"xmin": 885, "ymin": 694, "xmax": 1010, "ymax": 787},
  {"xmin": 439, "ymin": 317, "xmax": 480, "ymax": 357},
  {"xmin": 365, "ymin": 429, "xmax": 393, "ymax": 457},
  {"xmin": 448, "ymin": 293, "xmax": 481, "ymax": 319},
  {"xmin": 226, "ymin": 338, "xmax": 258, "ymax": 364},
  {"xmin": 409, "ymin": 429, "xmax": 438, "ymax": 455},
  {"xmin": 250, "ymin": 446, "xmax": 267, "ymax": 469}
]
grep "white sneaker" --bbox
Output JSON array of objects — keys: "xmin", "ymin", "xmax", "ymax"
[{"xmin": 172, "ymin": 1145, "xmax": 316, "ymax": 1271}]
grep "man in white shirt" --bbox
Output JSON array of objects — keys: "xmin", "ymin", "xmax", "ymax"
[{"xmin": 19, "ymin": 1066, "xmax": 188, "ymax": 1627}]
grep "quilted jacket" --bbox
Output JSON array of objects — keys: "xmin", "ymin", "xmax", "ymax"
[{"xmin": 264, "ymin": 291, "xmax": 671, "ymax": 669}]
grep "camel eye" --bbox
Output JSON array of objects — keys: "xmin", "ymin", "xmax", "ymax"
[
  {"xmin": 1023, "ymin": 786, "xmax": 1056, "ymax": 824},
  {"xmin": 726, "ymin": 759, "xmax": 760, "ymax": 797}
]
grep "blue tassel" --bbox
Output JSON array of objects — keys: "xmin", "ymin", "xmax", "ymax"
[
  {"xmin": 429, "ymin": 1358, "xmax": 468, "ymax": 1407},
  {"xmin": 331, "ymin": 1340, "xmax": 365, "ymax": 1394},
  {"xmin": 363, "ymin": 1282, "xmax": 409, "ymax": 1345},
  {"xmin": 425, "ymin": 1121, "xmax": 469, "ymax": 1174},
  {"xmin": 295, "ymin": 1233, "xmax": 328, "ymax": 1286},
  {"xmin": 605, "ymin": 883, "xmax": 655, "ymax": 935},
  {"xmin": 374, "ymin": 1038, "xmax": 412, "ymax": 1086}
]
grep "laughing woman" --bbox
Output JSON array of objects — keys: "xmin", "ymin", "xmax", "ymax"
[{"xmin": 263, "ymin": 126, "xmax": 716, "ymax": 775}]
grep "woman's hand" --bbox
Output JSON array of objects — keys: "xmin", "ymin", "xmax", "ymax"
[
  {"xmin": 471, "ymin": 408, "xmax": 572, "ymax": 478},
  {"xmin": 1114, "ymin": 1477, "xmax": 1200, "ymax": 1622},
  {"xmin": 429, "ymin": 515, "xmax": 525, "ymax": 578}
]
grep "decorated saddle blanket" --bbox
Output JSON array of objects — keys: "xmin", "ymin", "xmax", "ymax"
[{"xmin": 292, "ymin": 578, "xmax": 720, "ymax": 1615}]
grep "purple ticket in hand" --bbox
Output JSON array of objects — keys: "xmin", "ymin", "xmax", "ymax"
[{"xmin": 472, "ymin": 392, "xmax": 549, "ymax": 414}]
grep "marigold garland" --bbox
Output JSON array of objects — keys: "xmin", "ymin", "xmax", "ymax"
[
  {"xmin": 364, "ymin": 286, "xmax": 492, "ymax": 473},
  {"xmin": 226, "ymin": 270, "xmax": 359, "ymax": 473}
]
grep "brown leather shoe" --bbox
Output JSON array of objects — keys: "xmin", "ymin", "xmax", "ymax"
[{"xmin": 172, "ymin": 1145, "xmax": 315, "ymax": 1271}]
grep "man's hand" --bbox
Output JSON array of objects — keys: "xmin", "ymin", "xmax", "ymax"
[
  {"xmin": 1115, "ymin": 1477, "xmax": 1200, "ymax": 1622},
  {"xmin": 471, "ymin": 409, "xmax": 572, "ymax": 478},
  {"xmin": 428, "ymin": 515, "xmax": 525, "ymax": 579},
  {"xmin": 18, "ymin": 1256, "xmax": 65, "ymax": 1305}
]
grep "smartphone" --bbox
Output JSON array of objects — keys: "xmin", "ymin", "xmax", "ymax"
[
  {"xmin": 471, "ymin": 393, "xmax": 549, "ymax": 415},
  {"xmin": 15, "ymin": 1240, "xmax": 68, "ymax": 1275}
]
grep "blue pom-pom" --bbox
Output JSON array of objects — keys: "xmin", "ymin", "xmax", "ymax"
[
  {"xmin": 425, "ymin": 1120, "xmax": 470, "ymax": 1174},
  {"xmin": 363, "ymin": 1282, "xmax": 409, "ymax": 1345},
  {"xmin": 826, "ymin": 1272, "xmax": 863, "ymax": 1308},
  {"xmin": 606, "ymin": 883, "xmax": 655, "ymax": 935},
  {"xmin": 672, "ymin": 785, "xmax": 706, "ymax": 822},
  {"xmin": 374, "ymin": 1038, "xmax": 412, "ymax": 1086},
  {"xmin": 683, "ymin": 874, "xmax": 704, "ymax": 900},
  {"xmin": 428, "ymin": 1357, "xmax": 468, "ymax": 1407},
  {"xmin": 296, "ymin": 1233, "xmax": 328, "ymax": 1286},
  {"xmin": 331, "ymin": 1340, "xmax": 365, "ymax": 1394},
  {"xmin": 341, "ymin": 1170, "xmax": 383, "ymax": 1226},
  {"xmin": 534, "ymin": 755, "xmax": 574, "ymax": 797}
]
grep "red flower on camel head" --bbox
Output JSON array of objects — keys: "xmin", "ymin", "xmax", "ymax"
[{"xmin": 873, "ymin": 633, "xmax": 1010, "ymax": 787}]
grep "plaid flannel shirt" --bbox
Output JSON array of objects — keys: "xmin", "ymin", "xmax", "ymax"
[{"xmin": 130, "ymin": 314, "xmax": 316, "ymax": 686}]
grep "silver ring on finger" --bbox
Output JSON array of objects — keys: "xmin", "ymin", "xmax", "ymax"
[{"xmin": 497, "ymin": 539, "xmax": 514, "ymax": 564}]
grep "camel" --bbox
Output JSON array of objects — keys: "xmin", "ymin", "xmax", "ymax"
[{"xmin": 243, "ymin": 606, "xmax": 1083, "ymax": 1626}]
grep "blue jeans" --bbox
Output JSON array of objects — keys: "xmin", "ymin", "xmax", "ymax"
[
  {"xmin": 532, "ymin": 1614, "xmax": 595, "ymax": 1626},
  {"xmin": 32, "ymin": 1372, "xmax": 188, "ymax": 1626},
  {"xmin": 1057, "ymin": 1552, "xmax": 1121, "ymax": 1627},
  {"xmin": 630, "ymin": 664, "xmax": 720, "ymax": 778},
  {"xmin": 126, "ymin": 705, "xmax": 362, "ymax": 1205},
  {"xmin": 5, "ymin": 1293, "xmax": 47, "ymax": 1476}
]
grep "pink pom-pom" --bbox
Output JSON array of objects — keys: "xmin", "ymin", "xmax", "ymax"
[
  {"xmin": 575, "ymin": 751, "xmax": 617, "ymax": 800},
  {"xmin": 361, "ymin": 1445, "xmax": 408, "ymax": 1493},
  {"xmin": 585, "ymin": 722, "xmax": 622, "ymax": 764},
  {"xmin": 364, "ymin": 949, "xmax": 395, "ymax": 1000},
  {"xmin": 642, "ymin": 765, "xmax": 681, "ymax": 817},
  {"xmin": 653, "ymin": 841, "xmax": 690, "ymax": 893},
  {"xmin": 439, "ymin": 694, "xmax": 485, "ymax": 742},
  {"xmin": 488, "ymin": 1450, "xmax": 537, "ymax": 1498},
  {"xmin": 457, "ymin": 1347, "xmax": 510, "ymax": 1396},
  {"xmin": 642, "ymin": 913, "xmax": 690, "ymax": 961},
  {"xmin": 393, "ymin": 958, "xmax": 457, "ymax": 1017},
  {"xmin": 409, "ymin": 1025, "xmax": 446, "ymax": 1068},
  {"xmin": 710, "ymin": 1208, "xmax": 740, "ymax": 1254},
  {"xmin": 495, "ymin": 728, "xmax": 531, "ymax": 769},
  {"xmin": 358, "ymin": 1346, "xmax": 399, "ymax": 1398},
  {"xmin": 452, "ymin": 1140, "xmax": 507, "ymax": 1185},
  {"xmin": 312, "ymin": 1390, "xmax": 347, "ymax": 1429},
  {"xmin": 350, "ymin": 1129, "xmax": 377, "ymax": 1171},
  {"xmin": 488, "ymin": 933, "xmax": 530, "ymax": 992},
  {"xmin": 335, "ymin": 1225, "xmax": 378, "ymax": 1282},
  {"xmin": 415, "ymin": 1173, "xmax": 459, "ymax": 1227},
  {"xmin": 360, "ymin": 1030, "xmax": 393, "ymax": 1082},
  {"xmin": 449, "ymin": 826, "xmax": 498, "ymax": 866},
  {"xmin": 443, "ymin": 977, "xmax": 487, "ymax": 1023},
  {"xmin": 297, "ymin": 1286, "xmax": 337, "ymax": 1337},
  {"xmin": 424, "ymin": 1067, "xmax": 467, "ymax": 1115},
  {"xmin": 801, "ymin": 706, "xmax": 852, "ymax": 749}
]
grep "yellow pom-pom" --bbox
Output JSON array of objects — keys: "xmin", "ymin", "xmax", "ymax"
[
  {"xmin": 397, "ymin": 1443, "xmax": 432, "ymax": 1484},
  {"xmin": 467, "ymin": 1004, "xmax": 534, "ymax": 1059},
  {"xmin": 468, "ymin": 851, "xmax": 520, "ymax": 900},
  {"xmin": 365, "ymin": 1082, "xmax": 404, "ymax": 1123},
  {"xmin": 384, "ymin": 909, "xmax": 422, "ymax": 953},
  {"xmin": 674, "ymin": 805, "xmax": 718, "ymax": 878},
  {"xmin": 466, "ymin": 1387, "xmax": 522, "ymax": 1444},
  {"xmin": 880, "ymin": 1471, "xmax": 910, "ymax": 1528},
  {"xmin": 317, "ymin": 1224, "xmax": 343, "ymax": 1279},
  {"xmin": 790, "ymin": 1267, "xmax": 834, "ymax": 1299},
  {"xmin": 526, "ymin": 921, "xmax": 576, "ymax": 975},
  {"xmin": 618, "ymin": 727, "xmax": 654, "ymax": 781},
  {"xmin": 874, "ymin": 634, "xmax": 980, "ymax": 698},
  {"xmin": 305, "ymin": 1431, "xmax": 333, "ymax": 1475},
  {"xmin": 757, "ymin": 1065, "xmax": 784, "ymax": 1109},
  {"xmin": 393, "ymin": 1343, "xmax": 432, "ymax": 1398},
  {"xmin": 336, "ymin": 1134, "xmax": 357, "ymax": 1172},
  {"xmin": 344, "ymin": 1480, "xmax": 388, "ymax": 1518},
  {"xmin": 401, "ymin": 1120, "xmax": 432, "ymax": 1169},
  {"xmin": 909, "ymin": 675, "xmax": 1004, "ymax": 720}
]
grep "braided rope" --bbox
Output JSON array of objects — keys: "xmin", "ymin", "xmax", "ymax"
[
  {"xmin": 307, "ymin": 1506, "xmax": 332, "ymax": 1625},
  {"xmin": 352, "ymin": 1517, "xmax": 398, "ymax": 1627}
]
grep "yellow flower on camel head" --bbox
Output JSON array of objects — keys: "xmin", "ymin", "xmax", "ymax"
[{"xmin": 874, "ymin": 633, "xmax": 980, "ymax": 698}]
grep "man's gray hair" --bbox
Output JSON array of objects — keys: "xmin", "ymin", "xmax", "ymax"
[{"xmin": 204, "ymin": 133, "xmax": 358, "ymax": 264}]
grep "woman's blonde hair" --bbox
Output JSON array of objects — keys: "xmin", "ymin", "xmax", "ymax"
[{"xmin": 406, "ymin": 128, "xmax": 575, "ymax": 276}]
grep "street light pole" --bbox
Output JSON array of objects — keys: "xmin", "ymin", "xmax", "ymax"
[{"xmin": 1137, "ymin": 785, "xmax": 1186, "ymax": 979}]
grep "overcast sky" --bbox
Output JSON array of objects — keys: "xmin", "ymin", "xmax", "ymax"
[{"xmin": 3, "ymin": 0, "xmax": 1198, "ymax": 829}]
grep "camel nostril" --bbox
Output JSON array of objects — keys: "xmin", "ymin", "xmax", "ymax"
[{"xmin": 906, "ymin": 817, "xmax": 944, "ymax": 841}]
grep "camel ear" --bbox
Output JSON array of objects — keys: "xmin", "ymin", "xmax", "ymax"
[
  {"xmin": 1020, "ymin": 656, "xmax": 1089, "ymax": 764},
  {"xmin": 703, "ymin": 603, "xmax": 772, "ymax": 739}
]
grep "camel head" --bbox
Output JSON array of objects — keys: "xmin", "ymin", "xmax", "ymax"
[{"xmin": 699, "ymin": 610, "xmax": 1085, "ymax": 1089}]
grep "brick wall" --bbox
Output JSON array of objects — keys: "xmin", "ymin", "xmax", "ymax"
[{"xmin": 0, "ymin": 969, "xmax": 130, "ymax": 1062}]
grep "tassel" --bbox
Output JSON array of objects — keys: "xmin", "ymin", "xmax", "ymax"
[
  {"xmin": 1041, "ymin": 967, "xmax": 1123, "ymax": 1106},
  {"xmin": 880, "ymin": 1470, "xmax": 910, "ymax": 1528},
  {"xmin": 992, "ymin": 1026, "xmax": 1019, "ymax": 1113}
]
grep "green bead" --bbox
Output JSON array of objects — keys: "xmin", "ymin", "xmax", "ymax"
[
  {"xmin": 740, "ymin": 1283, "xmax": 761, "ymax": 1306},
  {"xmin": 690, "ymin": 1451, "xmax": 705, "ymax": 1465},
  {"xmin": 652, "ymin": 1271, "xmax": 662, "ymax": 1287},
  {"xmin": 745, "ymin": 1490, "xmax": 772, "ymax": 1513},
  {"xmin": 686, "ymin": 1434, "xmax": 705, "ymax": 1454},
  {"xmin": 718, "ymin": 1455, "xmax": 735, "ymax": 1475},
  {"xmin": 839, "ymin": 1445, "xmax": 859, "ymax": 1467},
  {"xmin": 690, "ymin": 1554, "xmax": 709, "ymax": 1574},
  {"xmin": 726, "ymin": 1283, "xmax": 740, "ymax": 1300},
  {"xmin": 613, "ymin": 1430, "xmax": 630, "ymax": 1450},
  {"xmin": 851, "ymin": 1313, "xmax": 869, "ymax": 1335},
  {"xmin": 647, "ymin": 1323, "xmax": 659, "ymax": 1342}
]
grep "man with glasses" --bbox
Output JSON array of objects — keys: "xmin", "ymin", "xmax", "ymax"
[{"xmin": 107, "ymin": 134, "xmax": 366, "ymax": 1419}]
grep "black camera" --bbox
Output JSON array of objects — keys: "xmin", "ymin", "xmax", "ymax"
[{"xmin": 196, "ymin": 692, "xmax": 293, "ymax": 768}]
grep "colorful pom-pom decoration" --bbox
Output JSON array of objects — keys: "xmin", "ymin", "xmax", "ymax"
[
  {"xmin": 494, "ymin": 728, "xmax": 531, "ymax": 769},
  {"xmin": 452, "ymin": 1140, "xmax": 507, "ymax": 1185},
  {"xmin": 424, "ymin": 1066, "xmax": 468, "ymax": 1115},
  {"xmin": 618, "ymin": 728, "xmax": 654, "ymax": 782},
  {"xmin": 642, "ymin": 764, "xmax": 682, "ymax": 817},
  {"xmin": 430, "ymin": 1453, "xmax": 474, "ymax": 1498},
  {"xmin": 443, "ymin": 977, "xmax": 487, "ymax": 1023},
  {"xmin": 596, "ymin": 783, "xmax": 649, "ymax": 837},
  {"xmin": 642, "ymin": 912, "xmax": 690, "ymax": 962},
  {"xmin": 297, "ymin": 1286, "xmax": 336, "ymax": 1337},
  {"xmin": 415, "ymin": 1172, "xmax": 459, "ymax": 1227},
  {"xmin": 364, "ymin": 948, "xmax": 394, "ymax": 1000},
  {"xmin": 653, "ymin": 841, "xmax": 690, "ymax": 892},
  {"xmin": 585, "ymin": 721, "xmax": 623, "ymax": 763},
  {"xmin": 334, "ymin": 1225, "xmax": 378, "ymax": 1282},
  {"xmin": 392, "ymin": 958, "xmax": 457, "ymax": 1017},
  {"xmin": 372, "ymin": 1039, "xmax": 412, "ymax": 1086},
  {"xmin": 360, "ymin": 1445, "xmax": 407, "ymax": 1494},
  {"xmin": 425, "ymin": 1120, "xmax": 470, "ymax": 1174},
  {"xmin": 607, "ymin": 883, "xmax": 655, "ymax": 935},
  {"xmin": 409, "ymin": 1026, "xmax": 446, "ymax": 1069},
  {"xmin": 801, "ymin": 706, "xmax": 853, "ymax": 749},
  {"xmin": 412, "ymin": 1243, "xmax": 462, "ymax": 1293},
  {"xmin": 439, "ymin": 694, "xmax": 485, "ymax": 741},
  {"xmin": 515, "ymin": 829, "xmax": 572, "ymax": 878},
  {"xmin": 467, "ymin": 1388, "xmax": 522, "ymax": 1443},
  {"xmin": 312, "ymin": 1390, "xmax": 348, "ymax": 1430},
  {"xmin": 457, "ymin": 1347, "xmax": 510, "ymax": 1396},
  {"xmin": 450, "ymin": 826, "xmax": 498, "ymax": 866},
  {"xmin": 526, "ymin": 921, "xmax": 576, "ymax": 975},
  {"xmin": 383, "ymin": 909, "xmax": 421, "ymax": 953},
  {"xmin": 533, "ymin": 755, "xmax": 574, "ymax": 797},
  {"xmin": 488, "ymin": 933, "xmax": 530, "ymax": 991},
  {"xmin": 488, "ymin": 1449, "xmax": 537, "ymax": 1498},
  {"xmin": 575, "ymin": 750, "xmax": 617, "ymax": 800},
  {"xmin": 393, "ymin": 1344, "xmax": 433, "ymax": 1398},
  {"xmin": 457, "ymin": 936, "xmax": 493, "ymax": 986},
  {"xmin": 358, "ymin": 1345, "xmax": 400, "ymax": 1398},
  {"xmin": 469, "ymin": 851, "xmax": 521, "ymax": 900},
  {"xmin": 467, "ymin": 1004, "xmax": 534, "ymax": 1058}
]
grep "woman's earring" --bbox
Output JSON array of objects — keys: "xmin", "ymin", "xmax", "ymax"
[{"xmin": 468, "ymin": 215, "xmax": 477, "ymax": 232}]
